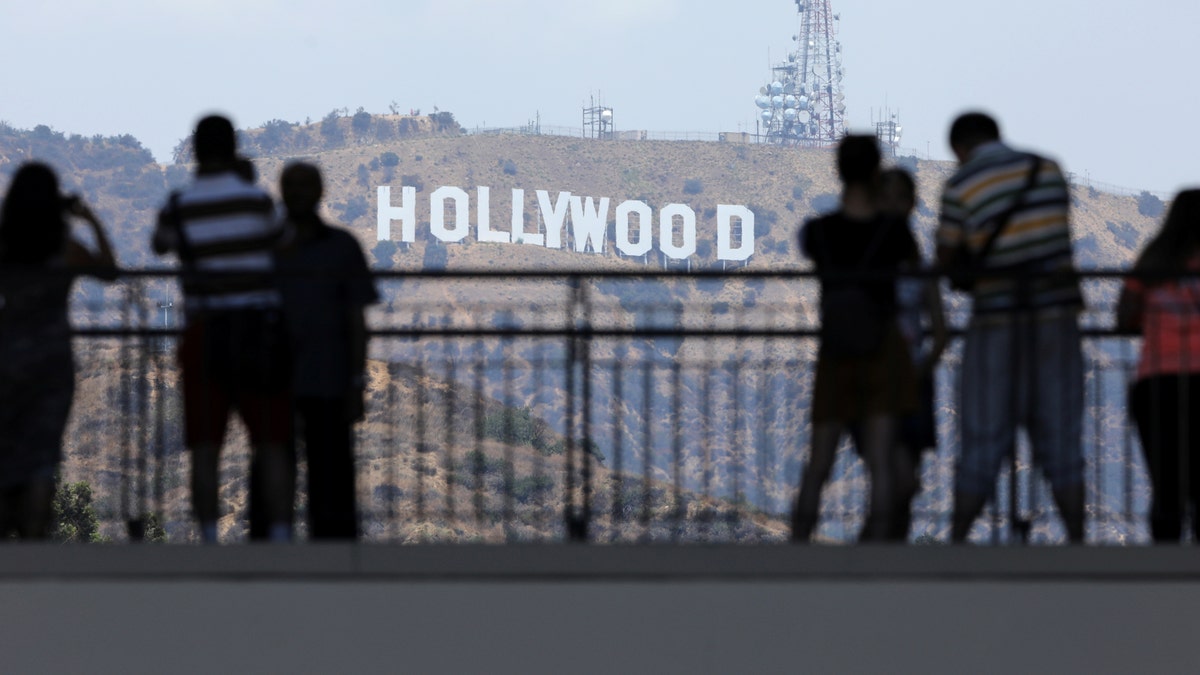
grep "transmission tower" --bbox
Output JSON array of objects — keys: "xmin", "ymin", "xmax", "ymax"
[{"xmin": 755, "ymin": 0, "xmax": 846, "ymax": 146}]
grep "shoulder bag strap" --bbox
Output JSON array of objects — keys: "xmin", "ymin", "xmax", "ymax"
[{"xmin": 972, "ymin": 154, "xmax": 1044, "ymax": 266}]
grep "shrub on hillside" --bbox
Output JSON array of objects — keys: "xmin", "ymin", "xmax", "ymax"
[
  {"xmin": 482, "ymin": 407, "xmax": 549, "ymax": 450},
  {"xmin": 683, "ymin": 178, "xmax": 704, "ymax": 195},
  {"xmin": 339, "ymin": 195, "xmax": 369, "ymax": 223},
  {"xmin": 811, "ymin": 193, "xmax": 839, "ymax": 214},
  {"xmin": 1137, "ymin": 191, "xmax": 1165, "ymax": 218},
  {"xmin": 320, "ymin": 109, "xmax": 343, "ymax": 146},
  {"xmin": 400, "ymin": 174, "xmax": 424, "ymax": 191},
  {"xmin": 502, "ymin": 159, "xmax": 518, "ymax": 176},
  {"xmin": 371, "ymin": 240, "xmax": 398, "ymax": 269},
  {"xmin": 380, "ymin": 151, "xmax": 400, "ymax": 167},
  {"xmin": 52, "ymin": 481, "xmax": 104, "ymax": 543},
  {"xmin": 351, "ymin": 107, "xmax": 373, "ymax": 137}
]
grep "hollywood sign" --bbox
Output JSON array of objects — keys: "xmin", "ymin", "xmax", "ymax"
[{"xmin": 377, "ymin": 185, "xmax": 756, "ymax": 261}]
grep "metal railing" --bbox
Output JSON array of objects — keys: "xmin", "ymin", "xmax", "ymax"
[{"xmin": 48, "ymin": 268, "xmax": 1157, "ymax": 544}]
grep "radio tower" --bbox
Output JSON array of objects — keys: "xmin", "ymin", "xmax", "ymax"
[{"xmin": 755, "ymin": 0, "xmax": 846, "ymax": 146}]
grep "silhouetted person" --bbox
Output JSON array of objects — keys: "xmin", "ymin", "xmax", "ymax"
[
  {"xmin": 879, "ymin": 168, "xmax": 947, "ymax": 541},
  {"xmin": 152, "ymin": 115, "xmax": 293, "ymax": 543},
  {"xmin": 935, "ymin": 112, "xmax": 1084, "ymax": 543},
  {"xmin": 792, "ymin": 135, "xmax": 920, "ymax": 542},
  {"xmin": 0, "ymin": 163, "xmax": 116, "ymax": 539},
  {"xmin": 275, "ymin": 163, "xmax": 378, "ymax": 539},
  {"xmin": 1118, "ymin": 189, "xmax": 1200, "ymax": 542}
]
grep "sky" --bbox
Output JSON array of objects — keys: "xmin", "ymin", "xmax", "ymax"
[{"xmin": 1, "ymin": 0, "xmax": 1197, "ymax": 195}]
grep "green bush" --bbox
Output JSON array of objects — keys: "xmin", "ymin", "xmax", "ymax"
[
  {"xmin": 512, "ymin": 475, "xmax": 554, "ymax": 504},
  {"xmin": 482, "ymin": 407, "xmax": 548, "ymax": 449},
  {"xmin": 683, "ymin": 178, "xmax": 704, "ymax": 195},
  {"xmin": 1137, "ymin": 191, "xmax": 1165, "ymax": 218},
  {"xmin": 52, "ymin": 481, "xmax": 104, "ymax": 543},
  {"xmin": 380, "ymin": 151, "xmax": 400, "ymax": 167}
]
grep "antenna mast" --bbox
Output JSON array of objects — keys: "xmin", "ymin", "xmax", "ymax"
[{"xmin": 754, "ymin": 0, "xmax": 846, "ymax": 146}]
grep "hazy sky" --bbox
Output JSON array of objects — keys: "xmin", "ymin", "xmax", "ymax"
[{"xmin": 1, "ymin": 0, "xmax": 1196, "ymax": 194}]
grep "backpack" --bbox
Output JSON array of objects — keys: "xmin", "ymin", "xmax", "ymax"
[{"xmin": 818, "ymin": 221, "xmax": 889, "ymax": 359}]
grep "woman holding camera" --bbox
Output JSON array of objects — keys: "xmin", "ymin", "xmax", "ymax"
[{"xmin": 0, "ymin": 162, "xmax": 116, "ymax": 539}]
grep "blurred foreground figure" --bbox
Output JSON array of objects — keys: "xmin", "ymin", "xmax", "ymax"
[
  {"xmin": 879, "ymin": 168, "xmax": 947, "ymax": 541},
  {"xmin": 276, "ymin": 162, "xmax": 378, "ymax": 539},
  {"xmin": 153, "ymin": 115, "xmax": 292, "ymax": 543},
  {"xmin": 0, "ymin": 163, "xmax": 116, "ymax": 539},
  {"xmin": 936, "ymin": 112, "xmax": 1084, "ymax": 543},
  {"xmin": 792, "ymin": 135, "xmax": 920, "ymax": 542},
  {"xmin": 1118, "ymin": 190, "xmax": 1200, "ymax": 542}
]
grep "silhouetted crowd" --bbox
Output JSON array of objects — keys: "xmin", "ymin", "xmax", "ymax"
[
  {"xmin": 0, "ymin": 110, "xmax": 1197, "ymax": 544},
  {"xmin": 795, "ymin": 112, "xmax": 1200, "ymax": 544},
  {"xmin": 0, "ymin": 115, "xmax": 376, "ymax": 541}
]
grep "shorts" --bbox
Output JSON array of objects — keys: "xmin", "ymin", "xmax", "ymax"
[
  {"xmin": 956, "ymin": 312, "xmax": 1084, "ymax": 496},
  {"xmin": 179, "ymin": 310, "xmax": 291, "ymax": 447},
  {"xmin": 811, "ymin": 322, "xmax": 917, "ymax": 424}
]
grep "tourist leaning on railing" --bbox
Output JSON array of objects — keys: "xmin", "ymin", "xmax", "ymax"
[
  {"xmin": 1118, "ymin": 189, "xmax": 1200, "ymax": 543},
  {"xmin": 935, "ymin": 111, "xmax": 1085, "ymax": 544}
]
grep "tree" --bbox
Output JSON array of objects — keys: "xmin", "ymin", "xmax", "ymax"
[
  {"xmin": 52, "ymin": 481, "xmax": 104, "ymax": 543},
  {"xmin": 258, "ymin": 119, "xmax": 294, "ymax": 153},
  {"xmin": 351, "ymin": 107, "xmax": 373, "ymax": 138},
  {"xmin": 320, "ymin": 109, "xmax": 344, "ymax": 147},
  {"xmin": 339, "ymin": 195, "xmax": 369, "ymax": 223},
  {"xmin": 371, "ymin": 240, "xmax": 398, "ymax": 269},
  {"xmin": 380, "ymin": 151, "xmax": 400, "ymax": 167},
  {"xmin": 1137, "ymin": 191, "xmax": 1165, "ymax": 218}
]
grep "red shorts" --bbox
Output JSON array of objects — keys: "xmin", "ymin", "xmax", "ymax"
[{"xmin": 179, "ymin": 312, "xmax": 291, "ymax": 447}]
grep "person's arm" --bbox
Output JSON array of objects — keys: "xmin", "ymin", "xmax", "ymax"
[
  {"xmin": 64, "ymin": 200, "xmax": 118, "ymax": 280},
  {"xmin": 921, "ymin": 277, "xmax": 949, "ymax": 377},
  {"xmin": 935, "ymin": 189, "xmax": 965, "ymax": 270},
  {"xmin": 151, "ymin": 208, "xmax": 178, "ymax": 255},
  {"xmin": 1116, "ymin": 280, "xmax": 1144, "ymax": 335},
  {"xmin": 346, "ymin": 306, "xmax": 368, "ymax": 422},
  {"xmin": 344, "ymin": 235, "xmax": 380, "ymax": 422}
]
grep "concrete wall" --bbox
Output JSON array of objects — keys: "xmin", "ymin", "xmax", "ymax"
[{"xmin": 2, "ymin": 546, "xmax": 1198, "ymax": 674}]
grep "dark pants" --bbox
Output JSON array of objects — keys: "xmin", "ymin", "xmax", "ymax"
[
  {"xmin": 296, "ymin": 397, "xmax": 359, "ymax": 539},
  {"xmin": 1131, "ymin": 375, "xmax": 1200, "ymax": 542}
]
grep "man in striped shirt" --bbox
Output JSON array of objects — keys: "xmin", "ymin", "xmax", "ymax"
[
  {"xmin": 152, "ymin": 115, "xmax": 292, "ymax": 543},
  {"xmin": 936, "ymin": 112, "xmax": 1084, "ymax": 544}
]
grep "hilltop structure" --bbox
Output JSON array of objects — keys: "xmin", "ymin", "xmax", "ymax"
[{"xmin": 755, "ymin": 0, "xmax": 847, "ymax": 146}]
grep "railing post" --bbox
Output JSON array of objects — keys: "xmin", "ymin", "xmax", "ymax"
[{"xmin": 564, "ymin": 275, "xmax": 592, "ymax": 542}]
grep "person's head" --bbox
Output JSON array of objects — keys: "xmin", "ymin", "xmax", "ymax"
[
  {"xmin": 836, "ymin": 134, "xmax": 881, "ymax": 188},
  {"xmin": 281, "ymin": 162, "xmax": 324, "ymax": 216},
  {"xmin": 948, "ymin": 112, "xmax": 1001, "ymax": 163},
  {"xmin": 1135, "ymin": 189, "xmax": 1200, "ymax": 275},
  {"xmin": 878, "ymin": 168, "xmax": 916, "ymax": 218},
  {"xmin": 193, "ymin": 114, "xmax": 237, "ymax": 168},
  {"xmin": 0, "ymin": 162, "xmax": 68, "ymax": 264}
]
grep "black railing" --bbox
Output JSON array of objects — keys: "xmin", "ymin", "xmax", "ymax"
[{"xmin": 45, "ymin": 268, "xmax": 1160, "ymax": 544}]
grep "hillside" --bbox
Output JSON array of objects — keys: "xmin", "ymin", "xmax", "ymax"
[{"xmin": 0, "ymin": 114, "xmax": 1167, "ymax": 542}]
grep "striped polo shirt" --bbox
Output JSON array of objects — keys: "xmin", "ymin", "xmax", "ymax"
[
  {"xmin": 157, "ymin": 171, "xmax": 283, "ymax": 312},
  {"xmin": 937, "ymin": 141, "xmax": 1082, "ymax": 314}
]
